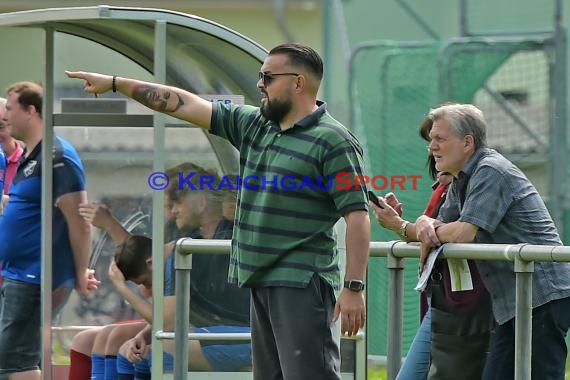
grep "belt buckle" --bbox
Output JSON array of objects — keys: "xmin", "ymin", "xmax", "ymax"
[{"xmin": 430, "ymin": 271, "xmax": 442, "ymax": 282}]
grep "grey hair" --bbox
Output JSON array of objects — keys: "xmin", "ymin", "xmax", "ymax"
[
  {"xmin": 428, "ymin": 103, "xmax": 487, "ymax": 149},
  {"xmin": 0, "ymin": 97, "xmax": 5, "ymax": 107}
]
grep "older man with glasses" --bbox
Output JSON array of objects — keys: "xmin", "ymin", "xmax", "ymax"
[{"xmin": 416, "ymin": 103, "xmax": 570, "ymax": 380}]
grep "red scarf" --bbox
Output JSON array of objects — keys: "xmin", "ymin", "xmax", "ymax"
[
  {"xmin": 4, "ymin": 142, "xmax": 24, "ymax": 195},
  {"xmin": 420, "ymin": 182, "xmax": 449, "ymax": 321},
  {"xmin": 423, "ymin": 183, "xmax": 448, "ymax": 218}
]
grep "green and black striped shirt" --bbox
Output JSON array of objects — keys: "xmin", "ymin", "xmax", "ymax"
[{"xmin": 210, "ymin": 101, "xmax": 368, "ymax": 289}]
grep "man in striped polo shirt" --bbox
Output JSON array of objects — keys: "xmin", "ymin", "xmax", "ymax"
[{"xmin": 67, "ymin": 43, "xmax": 371, "ymax": 379}]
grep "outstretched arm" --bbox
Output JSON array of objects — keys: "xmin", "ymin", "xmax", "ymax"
[{"xmin": 65, "ymin": 71, "xmax": 214, "ymax": 129}]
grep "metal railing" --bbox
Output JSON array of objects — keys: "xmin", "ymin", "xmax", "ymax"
[
  {"xmin": 376, "ymin": 240, "xmax": 570, "ymax": 380},
  {"xmin": 169, "ymin": 239, "xmax": 570, "ymax": 380}
]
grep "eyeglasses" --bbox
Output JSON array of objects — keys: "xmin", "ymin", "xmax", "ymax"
[{"xmin": 258, "ymin": 71, "xmax": 299, "ymax": 86}]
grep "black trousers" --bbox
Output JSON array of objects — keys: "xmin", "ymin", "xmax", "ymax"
[{"xmin": 250, "ymin": 274, "xmax": 341, "ymax": 380}]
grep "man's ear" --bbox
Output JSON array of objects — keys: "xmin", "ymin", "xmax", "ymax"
[
  {"xmin": 295, "ymin": 75, "xmax": 305, "ymax": 92},
  {"xmin": 145, "ymin": 257, "xmax": 152, "ymax": 267},
  {"xmin": 26, "ymin": 104, "xmax": 38, "ymax": 118},
  {"xmin": 464, "ymin": 134, "xmax": 475, "ymax": 150}
]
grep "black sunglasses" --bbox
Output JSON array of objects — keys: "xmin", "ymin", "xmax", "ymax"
[{"xmin": 258, "ymin": 71, "xmax": 299, "ymax": 86}]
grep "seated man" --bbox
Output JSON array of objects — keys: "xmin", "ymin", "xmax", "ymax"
[
  {"xmin": 118, "ymin": 170, "xmax": 251, "ymax": 378},
  {"xmin": 68, "ymin": 296, "xmax": 148, "ymax": 380},
  {"xmin": 68, "ymin": 161, "xmax": 207, "ymax": 380},
  {"xmin": 69, "ymin": 202, "xmax": 182, "ymax": 380}
]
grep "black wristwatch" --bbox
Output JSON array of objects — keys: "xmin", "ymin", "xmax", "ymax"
[{"xmin": 344, "ymin": 279, "xmax": 366, "ymax": 292}]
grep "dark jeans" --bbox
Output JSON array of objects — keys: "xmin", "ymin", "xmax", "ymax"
[
  {"xmin": 0, "ymin": 279, "xmax": 72, "ymax": 376},
  {"xmin": 250, "ymin": 274, "xmax": 341, "ymax": 380},
  {"xmin": 483, "ymin": 296, "xmax": 570, "ymax": 380}
]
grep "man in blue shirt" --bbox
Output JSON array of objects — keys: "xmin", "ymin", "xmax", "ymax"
[{"xmin": 0, "ymin": 82, "xmax": 99, "ymax": 380}]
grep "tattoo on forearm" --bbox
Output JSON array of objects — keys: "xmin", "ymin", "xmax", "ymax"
[
  {"xmin": 132, "ymin": 85, "xmax": 185, "ymax": 113},
  {"xmin": 173, "ymin": 94, "xmax": 185, "ymax": 112}
]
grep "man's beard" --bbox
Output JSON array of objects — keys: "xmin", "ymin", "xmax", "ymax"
[{"xmin": 260, "ymin": 96, "xmax": 292, "ymax": 124}]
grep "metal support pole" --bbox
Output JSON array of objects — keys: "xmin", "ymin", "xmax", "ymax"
[
  {"xmin": 322, "ymin": 0, "xmax": 331, "ymax": 103},
  {"xmin": 551, "ymin": 0, "xmax": 568, "ymax": 240},
  {"xmin": 42, "ymin": 26, "xmax": 55, "ymax": 380},
  {"xmin": 459, "ymin": 0, "xmax": 469, "ymax": 37},
  {"xmin": 353, "ymin": 333, "xmax": 366, "ymax": 380},
  {"xmin": 174, "ymin": 249, "xmax": 193, "ymax": 380},
  {"xmin": 151, "ymin": 19, "xmax": 167, "ymax": 380},
  {"xmin": 514, "ymin": 245, "xmax": 534, "ymax": 380},
  {"xmin": 386, "ymin": 241, "xmax": 404, "ymax": 380},
  {"xmin": 395, "ymin": 0, "xmax": 440, "ymax": 40}
]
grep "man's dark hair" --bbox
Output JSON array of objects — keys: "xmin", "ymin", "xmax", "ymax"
[
  {"xmin": 6, "ymin": 81, "xmax": 43, "ymax": 117},
  {"xmin": 114, "ymin": 235, "xmax": 152, "ymax": 281},
  {"xmin": 269, "ymin": 43, "xmax": 323, "ymax": 81}
]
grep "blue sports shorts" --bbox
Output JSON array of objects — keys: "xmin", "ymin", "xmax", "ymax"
[{"xmin": 156, "ymin": 326, "xmax": 252, "ymax": 372}]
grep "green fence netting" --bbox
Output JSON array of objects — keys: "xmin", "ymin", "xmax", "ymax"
[{"xmin": 350, "ymin": 41, "xmax": 440, "ymax": 358}]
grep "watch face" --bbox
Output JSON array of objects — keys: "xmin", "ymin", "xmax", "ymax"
[{"xmin": 345, "ymin": 280, "xmax": 365, "ymax": 291}]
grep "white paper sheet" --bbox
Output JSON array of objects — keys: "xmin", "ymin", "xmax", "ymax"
[{"xmin": 414, "ymin": 245, "xmax": 444, "ymax": 292}]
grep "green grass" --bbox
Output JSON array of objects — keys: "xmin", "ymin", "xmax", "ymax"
[
  {"xmin": 369, "ymin": 365, "xmax": 570, "ymax": 380},
  {"xmin": 368, "ymin": 367, "xmax": 387, "ymax": 380},
  {"xmin": 52, "ymin": 339, "xmax": 70, "ymax": 365},
  {"xmin": 51, "ymin": 341, "xmax": 570, "ymax": 379}
]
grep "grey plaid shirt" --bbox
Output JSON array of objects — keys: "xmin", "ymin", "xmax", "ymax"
[{"xmin": 438, "ymin": 148, "xmax": 570, "ymax": 324}]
